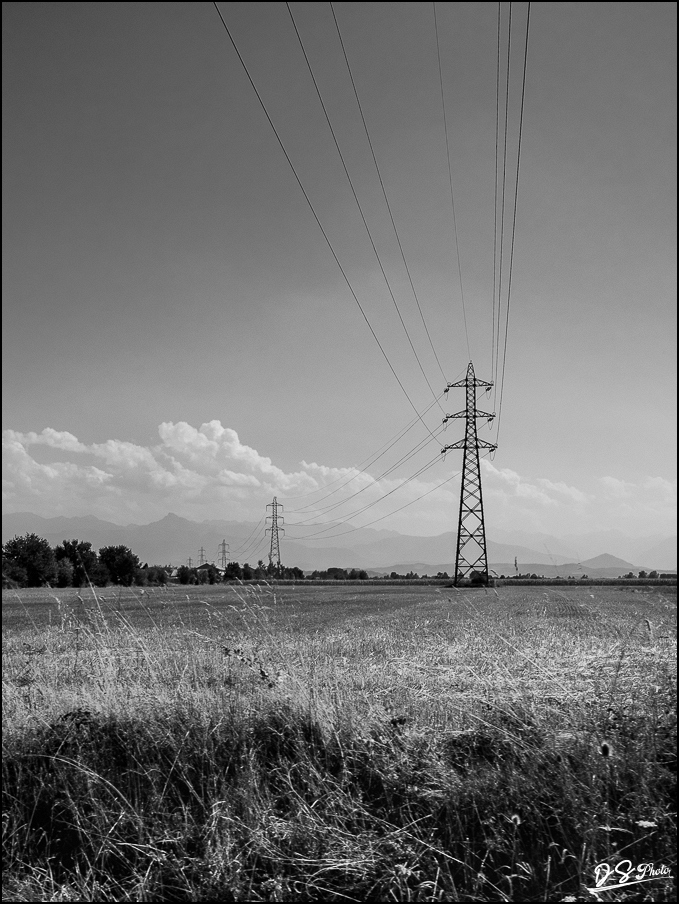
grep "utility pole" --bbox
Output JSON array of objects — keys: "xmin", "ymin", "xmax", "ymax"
[
  {"xmin": 198, "ymin": 547, "xmax": 207, "ymax": 566},
  {"xmin": 441, "ymin": 361, "xmax": 497, "ymax": 586},
  {"xmin": 266, "ymin": 497, "xmax": 284, "ymax": 571},
  {"xmin": 218, "ymin": 540, "xmax": 230, "ymax": 569}
]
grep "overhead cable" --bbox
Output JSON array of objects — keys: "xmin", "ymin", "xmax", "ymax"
[
  {"xmin": 433, "ymin": 1, "xmax": 471, "ymax": 361},
  {"xmin": 330, "ymin": 1, "xmax": 450, "ymax": 384},
  {"xmin": 287, "ymin": 455, "xmax": 476, "ymax": 541},
  {"xmin": 286, "ymin": 390, "xmax": 454, "ymax": 514},
  {"xmin": 286, "ymin": 2, "xmax": 444, "ymax": 411},
  {"xmin": 288, "ymin": 421, "xmax": 447, "ymax": 524},
  {"xmin": 495, "ymin": 1, "xmax": 530, "ymax": 447},
  {"xmin": 211, "ymin": 2, "xmax": 441, "ymax": 442},
  {"xmin": 286, "ymin": 451, "xmax": 442, "ymax": 539}
]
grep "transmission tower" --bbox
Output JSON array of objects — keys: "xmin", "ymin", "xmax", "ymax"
[
  {"xmin": 187, "ymin": 556, "xmax": 193, "ymax": 568},
  {"xmin": 266, "ymin": 497, "xmax": 285, "ymax": 570},
  {"xmin": 441, "ymin": 361, "xmax": 497, "ymax": 586},
  {"xmin": 218, "ymin": 539, "xmax": 230, "ymax": 569},
  {"xmin": 198, "ymin": 546, "xmax": 207, "ymax": 566}
]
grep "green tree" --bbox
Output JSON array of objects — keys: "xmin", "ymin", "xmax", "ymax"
[
  {"xmin": 2, "ymin": 534, "xmax": 57, "ymax": 587},
  {"xmin": 98, "ymin": 545, "xmax": 140, "ymax": 586}
]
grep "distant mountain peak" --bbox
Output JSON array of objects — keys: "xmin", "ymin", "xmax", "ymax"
[{"xmin": 580, "ymin": 553, "xmax": 636, "ymax": 569}]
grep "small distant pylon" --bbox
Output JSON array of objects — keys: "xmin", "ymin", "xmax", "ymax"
[
  {"xmin": 218, "ymin": 539, "xmax": 230, "ymax": 569},
  {"xmin": 441, "ymin": 361, "xmax": 497, "ymax": 586},
  {"xmin": 198, "ymin": 546, "xmax": 207, "ymax": 566},
  {"xmin": 266, "ymin": 497, "xmax": 285, "ymax": 571},
  {"xmin": 187, "ymin": 557, "xmax": 193, "ymax": 568}
]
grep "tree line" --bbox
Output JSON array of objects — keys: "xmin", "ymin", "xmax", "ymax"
[
  {"xmin": 1, "ymin": 533, "xmax": 303, "ymax": 589},
  {"xmin": 176, "ymin": 561, "xmax": 304, "ymax": 584}
]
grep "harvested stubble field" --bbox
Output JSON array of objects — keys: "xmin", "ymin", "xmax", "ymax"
[{"xmin": 2, "ymin": 582, "xmax": 677, "ymax": 902}]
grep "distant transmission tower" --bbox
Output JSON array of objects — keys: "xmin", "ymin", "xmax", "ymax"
[
  {"xmin": 441, "ymin": 361, "xmax": 497, "ymax": 586},
  {"xmin": 198, "ymin": 546, "xmax": 207, "ymax": 566},
  {"xmin": 266, "ymin": 497, "xmax": 285, "ymax": 570},
  {"xmin": 218, "ymin": 539, "xmax": 230, "ymax": 569},
  {"xmin": 187, "ymin": 557, "xmax": 193, "ymax": 568}
]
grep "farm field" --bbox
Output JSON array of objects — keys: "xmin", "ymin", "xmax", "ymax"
[{"xmin": 3, "ymin": 583, "xmax": 677, "ymax": 901}]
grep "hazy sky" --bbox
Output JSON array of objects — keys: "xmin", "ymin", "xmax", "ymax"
[{"xmin": 2, "ymin": 2, "xmax": 676, "ymax": 540}]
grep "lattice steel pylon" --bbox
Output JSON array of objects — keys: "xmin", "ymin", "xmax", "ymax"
[
  {"xmin": 218, "ymin": 540, "xmax": 230, "ymax": 569},
  {"xmin": 266, "ymin": 497, "xmax": 285, "ymax": 571},
  {"xmin": 441, "ymin": 362, "xmax": 497, "ymax": 586}
]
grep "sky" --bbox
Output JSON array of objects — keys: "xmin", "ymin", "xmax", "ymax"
[{"xmin": 2, "ymin": 2, "xmax": 676, "ymax": 541}]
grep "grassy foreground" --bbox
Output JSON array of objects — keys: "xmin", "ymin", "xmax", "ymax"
[{"xmin": 2, "ymin": 583, "xmax": 676, "ymax": 902}]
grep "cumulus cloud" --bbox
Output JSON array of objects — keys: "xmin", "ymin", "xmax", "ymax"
[
  {"xmin": 2, "ymin": 423, "xmax": 676, "ymax": 537},
  {"xmin": 535, "ymin": 477, "xmax": 591, "ymax": 505},
  {"xmin": 600, "ymin": 476, "xmax": 635, "ymax": 498},
  {"xmin": 1, "ymin": 422, "xmax": 381, "ymax": 525}
]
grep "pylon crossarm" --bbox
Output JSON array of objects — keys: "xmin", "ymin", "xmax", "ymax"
[{"xmin": 446, "ymin": 379, "xmax": 494, "ymax": 389}]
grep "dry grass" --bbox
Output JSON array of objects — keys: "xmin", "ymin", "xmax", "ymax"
[{"xmin": 2, "ymin": 582, "xmax": 676, "ymax": 901}]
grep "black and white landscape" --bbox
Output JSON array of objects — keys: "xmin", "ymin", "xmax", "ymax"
[{"xmin": 3, "ymin": 511, "xmax": 675, "ymax": 576}]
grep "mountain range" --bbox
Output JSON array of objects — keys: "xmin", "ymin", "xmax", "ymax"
[{"xmin": 2, "ymin": 512, "xmax": 676, "ymax": 574}]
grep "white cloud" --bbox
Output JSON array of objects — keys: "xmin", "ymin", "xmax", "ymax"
[
  {"xmin": 536, "ymin": 477, "xmax": 592, "ymax": 504},
  {"xmin": 1, "ymin": 423, "xmax": 392, "ymax": 525},
  {"xmin": 2, "ymin": 424, "xmax": 676, "ymax": 537},
  {"xmin": 601, "ymin": 475, "xmax": 635, "ymax": 498},
  {"xmin": 481, "ymin": 461, "xmax": 556, "ymax": 505}
]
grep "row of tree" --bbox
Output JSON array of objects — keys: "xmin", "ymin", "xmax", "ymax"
[
  {"xmin": 2, "ymin": 534, "xmax": 145, "ymax": 588},
  {"xmin": 308, "ymin": 567, "xmax": 369, "ymax": 580},
  {"xmin": 176, "ymin": 562, "xmax": 304, "ymax": 584},
  {"xmin": 1, "ymin": 533, "xmax": 305, "ymax": 589}
]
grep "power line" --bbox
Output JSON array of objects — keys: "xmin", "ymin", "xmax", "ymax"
[
  {"xmin": 495, "ymin": 1, "xmax": 531, "ymax": 446},
  {"xmin": 286, "ymin": 450, "xmax": 443, "ymax": 539},
  {"xmin": 433, "ymin": 1, "xmax": 471, "ymax": 361},
  {"xmin": 492, "ymin": 1, "xmax": 502, "ymax": 380},
  {"xmin": 330, "ymin": 1, "xmax": 450, "ymax": 385},
  {"xmin": 288, "ymin": 456, "xmax": 473, "ymax": 542},
  {"xmin": 212, "ymin": 2, "xmax": 441, "ymax": 443},
  {"xmin": 281, "ymin": 372, "xmax": 466, "ymax": 508},
  {"xmin": 229, "ymin": 516, "xmax": 266, "ymax": 556},
  {"xmin": 494, "ymin": 0, "xmax": 513, "ymax": 396},
  {"xmin": 286, "ymin": 2, "xmax": 444, "ymax": 410},
  {"xmin": 234, "ymin": 529, "xmax": 268, "ymax": 565},
  {"xmin": 288, "ymin": 421, "xmax": 447, "ymax": 525},
  {"xmin": 286, "ymin": 390, "xmax": 451, "ymax": 514}
]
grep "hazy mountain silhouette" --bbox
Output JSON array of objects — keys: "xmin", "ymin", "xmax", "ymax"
[{"xmin": 2, "ymin": 512, "xmax": 675, "ymax": 572}]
